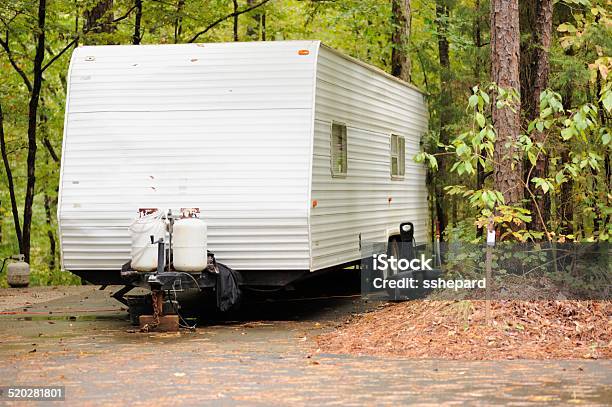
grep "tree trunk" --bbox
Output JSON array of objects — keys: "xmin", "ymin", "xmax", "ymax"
[
  {"xmin": 40, "ymin": 100, "xmax": 57, "ymax": 270},
  {"xmin": 435, "ymin": 0, "xmax": 451, "ymax": 238},
  {"xmin": 520, "ymin": 0, "xmax": 553, "ymax": 232},
  {"xmin": 233, "ymin": 0, "xmax": 239, "ymax": 41},
  {"xmin": 246, "ymin": 0, "xmax": 261, "ymax": 40},
  {"xmin": 0, "ymin": 102, "xmax": 23, "ymax": 252},
  {"xmin": 391, "ymin": 0, "xmax": 411, "ymax": 82},
  {"xmin": 490, "ymin": 0, "xmax": 523, "ymax": 205},
  {"xmin": 474, "ymin": 0, "xmax": 485, "ymax": 239},
  {"xmin": 261, "ymin": 11, "xmax": 266, "ymax": 40},
  {"xmin": 21, "ymin": 0, "xmax": 47, "ymax": 263},
  {"xmin": 44, "ymin": 192, "xmax": 56, "ymax": 270},
  {"xmin": 84, "ymin": 0, "xmax": 114, "ymax": 35},
  {"xmin": 520, "ymin": 0, "xmax": 552, "ymax": 121},
  {"xmin": 174, "ymin": 0, "xmax": 185, "ymax": 43},
  {"xmin": 133, "ymin": 0, "xmax": 142, "ymax": 45}
]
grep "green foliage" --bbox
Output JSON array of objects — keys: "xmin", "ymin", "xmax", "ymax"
[
  {"xmin": 417, "ymin": 75, "xmax": 610, "ymax": 242},
  {"xmin": 0, "ymin": 0, "xmax": 610, "ymax": 287}
]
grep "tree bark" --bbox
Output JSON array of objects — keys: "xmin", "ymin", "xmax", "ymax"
[
  {"xmin": 133, "ymin": 0, "xmax": 142, "ymax": 45},
  {"xmin": 174, "ymin": 0, "xmax": 185, "ymax": 43},
  {"xmin": 474, "ymin": 0, "xmax": 485, "ymax": 236},
  {"xmin": 43, "ymin": 192, "xmax": 56, "ymax": 270},
  {"xmin": 490, "ymin": 0, "xmax": 523, "ymax": 205},
  {"xmin": 84, "ymin": 0, "xmax": 114, "ymax": 36},
  {"xmin": 233, "ymin": 0, "xmax": 239, "ymax": 41},
  {"xmin": 435, "ymin": 0, "xmax": 451, "ymax": 238},
  {"xmin": 520, "ymin": 0, "xmax": 553, "ymax": 231},
  {"xmin": 520, "ymin": 0, "xmax": 553, "ymax": 121},
  {"xmin": 21, "ymin": 0, "xmax": 47, "ymax": 263},
  {"xmin": 0, "ymin": 102, "xmax": 23, "ymax": 252},
  {"xmin": 391, "ymin": 0, "xmax": 411, "ymax": 82},
  {"xmin": 261, "ymin": 11, "xmax": 266, "ymax": 40}
]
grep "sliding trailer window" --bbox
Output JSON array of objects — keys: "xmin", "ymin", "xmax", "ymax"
[
  {"xmin": 391, "ymin": 134, "xmax": 405, "ymax": 179},
  {"xmin": 331, "ymin": 122, "xmax": 347, "ymax": 177}
]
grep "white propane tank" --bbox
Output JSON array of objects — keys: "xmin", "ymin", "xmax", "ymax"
[
  {"xmin": 7, "ymin": 255, "xmax": 30, "ymax": 288},
  {"xmin": 173, "ymin": 215, "xmax": 207, "ymax": 272},
  {"xmin": 129, "ymin": 211, "xmax": 166, "ymax": 272}
]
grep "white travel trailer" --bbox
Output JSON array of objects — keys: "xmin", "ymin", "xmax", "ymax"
[{"xmin": 58, "ymin": 40, "xmax": 429, "ymax": 288}]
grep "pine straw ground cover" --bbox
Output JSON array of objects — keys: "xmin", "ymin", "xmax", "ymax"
[{"xmin": 316, "ymin": 300, "xmax": 611, "ymax": 360}]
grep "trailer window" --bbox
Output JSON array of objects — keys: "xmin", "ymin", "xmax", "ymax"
[
  {"xmin": 391, "ymin": 134, "xmax": 405, "ymax": 179},
  {"xmin": 331, "ymin": 122, "xmax": 347, "ymax": 177}
]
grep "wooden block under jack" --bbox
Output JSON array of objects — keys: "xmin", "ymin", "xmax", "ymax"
[{"xmin": 139, "ymin": 315, "xmax": 179, "ymax": 332}]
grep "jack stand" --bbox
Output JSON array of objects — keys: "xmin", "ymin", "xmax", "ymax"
[
  {"xmin": 138, "ymin": 246, "xmax": 179, "ymax": 332},
  {"xmin": 139, "ymin": 289, "xmax": 179, "ymax": 332}
]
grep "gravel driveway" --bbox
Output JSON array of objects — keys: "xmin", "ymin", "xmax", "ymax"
[{"xmin": 0, "ymin": 285, "xmax": 610, "ymax": 406}]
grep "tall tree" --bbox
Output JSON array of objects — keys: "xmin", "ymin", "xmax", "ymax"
[
  {"xmin": 474, "ymin": 0, "xmax": 486, "ymax": 191},
  {"xmin": 435, "ymin": 0, "xmax": 451, "ymax": 237},
  {"xmin": 233, "ymin": 0, "xmax": 239, "ymax": 41},
  {"xmin": 520, "ymin": 0, "xmax": 553, "ymax": 121},
  {"xmin": 18, "ymin": 0, "xmax": 48, "ymax": 263},
  {"xmin": 0, "ymin": 102, "xmax": 22, "ymax": 252},
  {"xmin": 133, "ymin": 0, "xmax": 142, "ymax": 45},
  {"xmin": 390, "ymin": 0, "xmax": 411, "ymax": 82},
  {"xmin": 520, "ymin": 0, "xmax": 553, "ymax": 231},
  {"xmin": 490, "ymin": 0, "xmax": 523, "ymax": 205},
  {"xmin": 174, "ymin": 0, "xmax": 185, "ymax": 43}
]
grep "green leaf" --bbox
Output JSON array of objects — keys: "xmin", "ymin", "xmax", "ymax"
[
  {"xmin": 456, "ymin": 144, "xmax": 469, "ymax": 156},
  {"xmin": 528, "ymin": 151, "xmax": 537, "ymax": 166},
  {"xmin": 603, "ymin": 91, "xmax": 612, "ymax": 112},
  {"xmin": 476, "ymin": 112, "xmax": 485, "ymax": 128},
  {"xmin": 495, "ymin": 191, "xmax": 505, "ymax": 204},
  {"xmin": 555, "ymin": 171, "xmax": 566, "ymax": 184},
  {"xmin": 527, "ymin": 121, "xmax": 535, "ymax": 133},
  {"xmin": 468, "ymin": 94, "xmax": 478, "ymax": 108},
  {"xmin": 464, "ymin": 160, "xmax": 474, "ymax": 175},
  {"xmin": 603, "ymin": 133, "xmax": 611, "ymax": 146},
  {"xmin": 481, "ymin": 92, "xmax": 490, "ymax": 105},
  {"xmin": 557, "ymin": 23, "xmax": 577, "ymax": 32},
  {"xmin": 428, "ymin": 154, "xmax": 438, "ymax": 170},
  {"xmin": 561, "ymin": 128, "xmax": 575, "ymax": 140}
]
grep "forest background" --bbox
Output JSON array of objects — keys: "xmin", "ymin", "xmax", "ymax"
[{"xmin": 0, "ymin": 0, "xmax": 609, "ymax": 286}]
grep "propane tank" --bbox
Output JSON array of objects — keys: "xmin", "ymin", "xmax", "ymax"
[
  {"xmin": 129, "ymin": 210, "xmax": 166, "ymax": 272},
  {"xmin": 173, "ymin": 212, "xmax": 207, "ymax": 272},
  {"xmin": 7, "ymin": 255, "xmax": 30, "ymax": 288}
]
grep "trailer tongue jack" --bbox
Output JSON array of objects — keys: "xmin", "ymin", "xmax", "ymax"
[
  {"xmin": 139, "ymin": 289, "xmax": 179, "ymax": 333},
  {"xmin": 138, "ymin": 237, "xmax": 180, "ymax": 332}
]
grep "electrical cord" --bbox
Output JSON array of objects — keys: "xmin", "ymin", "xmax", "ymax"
[
  {"xmin": 167, "ymin": 287, "xmax": 197, "ymax": 330},
  {"xmin": 178, "ymin": 271, "xmax": 202, "ymax": 290},
  {"xmin": 166, "ymin": 272, "xmax": 202, "ymax": 330}
]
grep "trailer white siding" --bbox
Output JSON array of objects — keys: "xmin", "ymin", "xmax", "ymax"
[
  {"xmin": 59, "ymin": 41, "xmax": 318, "ymax": 271},
  {"xmin": 58, "ymin": 41, "xmax": 429, "ymax": 276},
  {"xmin": 309, "ymin": 46, "xmax": 429, "ymax": 271}
]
